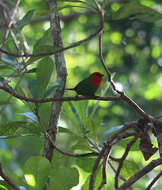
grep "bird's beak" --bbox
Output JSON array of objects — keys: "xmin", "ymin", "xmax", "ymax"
[{"xmin": 100, "ymin": 73, "xmax": 104, "ymax": 77}]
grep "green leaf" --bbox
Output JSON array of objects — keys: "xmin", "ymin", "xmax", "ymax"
[
  {"xmin": 59, "ymin": 127, "xmax": 76, "ymax": 136},
  {"xmin": 5, "ymin": 171, "xmax": 29, "ymax": 190},
  {"xmin": 76, "ymin": 157, "xmax": 95, "ymax": 173},
  {"xmin": 49, "ymin": 167, "xmax": 79, "ymax": 190},
  {"xmin": 26, "ymin": 27, "xmax": 53, "ymax": 65},
  {"xmin": 83, "ymin": 117, "xmax": 102, "ymax": 143},
  {"xmin": 121, "ymin": 160, "xmax": 140, "ymax": 179},
  {"xmin": 1, "ymin": 56, "xmax": 23, "ymax": 70},
  {"xmin": 37, "ymin": 57, "xmax": 54, "ymax": 98},
  {"xmin": 112, "ymin": 2, "xmax": 162, "ymax": 22},
  {"xmin": 82, "ymin": 165, "xmax": 107, "ymax": 190},
  {"xmin": 24, "ymin": 156, "xmax": 51, "ymax": 190},
  {"xmin": 44, "ymin": 82, "xmax": 62, "ymax": 98},
  {"xmin": 0, "ymin": 121, "xmax": 41, "ymax": 137},
  {"xmin": 38, "ymin": 103, "xmax": 51, "ymax": 128},
  {"xmin": 58, "ymin": 0, "xmax": 86, "ymax": 3},
  {"xmin": 0, "ymin": 121, "xmax": 28, "ymax": 136},
  {"xmin": 17, "ymin": 112, "xmax": 38, "ymax": 123},
  {"xmin": 28, "ymin": 79, "xmax": 38, "ymax": 99},
  {"xmin": 0, "ymin": 181, "xmax": 8, "ymax": 190},
  {"xmin": 118, "ymin": 137, "xmax": 140, "ymax": 151},
  {"xmin": 38, "ymin": 5, "xmax": 89, "ymax": 16},
  {"xmin": 72, "ymin": 138, "xmax": 92, "ymax": 151},
  {"xmin": 16, "ymin": 87, "xmax": 35, "ymax": 112},
  {"xmin": 17, "ymin": 9, "xmax": 35, "ymax": 30}
]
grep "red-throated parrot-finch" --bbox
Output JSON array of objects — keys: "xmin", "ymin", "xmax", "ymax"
[{"xmin": 66, "ymin": 72, "xmax": 104, "ymax": 96}]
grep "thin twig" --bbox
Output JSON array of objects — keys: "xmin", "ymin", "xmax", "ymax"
[
  {"xmin": 93, "ymin": 0, "xmax": 153, "ymax": 121},
  {"xmin": 97, "ymin": 147, "xmax": 111, "ymax": 190},
  {"xmin": 89, "ymin": 144, "xmax": 107, "ymax": 190},
  {"xmin": 0, "ymin": 163, "xmax": 20, "ymax": 190},
  {"xmin": 146, "ymin": 171, "xmax": 162, "ymax": 190},
  {"xmin": 5, "ymin": 0, "xmax": 21, "ymax": 39},
  {"xmin": 89, "ymin": 144, "xmax": 111, "ymax": 190},
  {"xmin": 115, "ymin": 135, "xmax": 138, "ymax": 189},
  {"xmin": 117, "ymin": 158, "xmax": 162, "ymax": 190},
  {"xmin": 108, "ymin": 161, "xmax": 126, "ymax": 181},
  {"xmin": 0, "ymin": 10, "xmax": 102, "ymax": 58},
  {"xmin": 45, "ymin": 132, "xmax": 98, "ymax": 158}
]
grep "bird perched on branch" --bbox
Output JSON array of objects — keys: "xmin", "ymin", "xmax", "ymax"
[{"xmin": 65, "ymin": 72, "xmax": 104, "ymax": 96}]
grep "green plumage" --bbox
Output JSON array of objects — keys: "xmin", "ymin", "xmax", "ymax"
[{"xmin": 74, "ymin": 76, "xmax": 98, "ymax": 96}]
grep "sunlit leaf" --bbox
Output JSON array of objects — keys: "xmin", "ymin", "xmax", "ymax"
[
  {"xmin": 121, "ymin": 160, "xmax": 140, "ymax": 179},
  {"xmin": 5, "ymin": 171, "xmax": 29, "ymax": 190},
  {"xmin": 38, "ymin": 5, "xmax": 88, "ymax": 16},
  {"xmin": 112, "ymin": 2, "xmax": 162, "ymax": 22},
  {"xmin": 83, "ymin": 117, "xmax": 102, "ymax": 143},
  {"xmin": 24, "ymin": 156, "xmax": 51, "ymax": 190},
  {"xmin": 17, "ymin": 9, "xmax": 35, "ymax": 30},
  {"xmin": 72, "ymin": 138, "xmax": 92, "ymax": 151}
]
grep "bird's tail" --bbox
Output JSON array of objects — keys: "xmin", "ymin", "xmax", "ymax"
[{"xmin": 65, "ymin": 88, "xmax": 76, "ymax": 91}]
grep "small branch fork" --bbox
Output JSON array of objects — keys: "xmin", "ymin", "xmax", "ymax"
[{"xmin": 0, "ymin": 163, "xmax": 20, "ymax": 190}]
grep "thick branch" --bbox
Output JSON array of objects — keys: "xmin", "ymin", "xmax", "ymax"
[{"xmin": 43, "ymin": 0, "xmax": 67, "ymax": 162}]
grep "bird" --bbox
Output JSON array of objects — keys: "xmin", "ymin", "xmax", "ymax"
[{"xmin": 65, "ymin": 72, "xmax": 104, "ymax": 96}]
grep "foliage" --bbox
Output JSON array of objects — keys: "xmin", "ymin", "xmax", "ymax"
[{"xmin": 0, "ymin": 0, "xmax": 162, "ymax": 190}]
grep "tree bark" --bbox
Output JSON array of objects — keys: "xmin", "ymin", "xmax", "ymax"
[{"xmin": 43, "ymin": 0, "xmax": 67, "ymax": 162}]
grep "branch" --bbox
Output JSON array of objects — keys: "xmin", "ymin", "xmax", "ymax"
[
  {"xmin": 89, "ymin": 144, "xmax": 111, "ymax": 190},
  {"xmin": 117, "ymin": 158, "xmax": 162, "ymax": 190},
  {"xmin": 0, "ymin": 11, "xmax": 102, "ymax": 58},
  {"xmin": 115, "ymin": 136, "xmax": 138, "ymax": 189},
  {"xmin": 43, "ymin": 0, "xmax": 67, "ymax": 161},
  {"xmin": 97, "ymin": 147, "xmax": 111, "ymax": 190},
  {"xmin": 0, "ymin": 85, "xmax": 121, "ymax": 103},
  {"xmin": 45, "ymin": 132, "xmax": 99, "ymax": 158},
  {"xmin": 146, "ymin": 171, "xmax": 162, "ymax": 190},
  {"xmin": 93, "ymin": 0, "xmax": 153, "ymax": 121},
  {"xmin": 0, "ymin": 163, "xmax": 20, "ymax": 190}
]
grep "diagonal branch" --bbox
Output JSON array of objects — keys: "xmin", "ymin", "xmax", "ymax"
[
  {"xmin": 89, "ymin": 143, "xmax": 111, "ymax": 190},
  {"xmin": 93, "ymin": 0, "xmax": 153, "ymax": 121},
  {"xmin": 117, "ymin": 158, "xmax": 162, "ymax": 190},
  {"xmin": 146, "ymin": 171, "xmax": 162, "ymax": 190},
  {"xmin": 115, "ymin": 135, "xmax": 138, "ymax": 189},
  {"xmin": 0, "ymin": 163, "xmax": 20, "ymax": 190},
  {"xmin": 97, "ymin": 147, "xmax": 111, "ymax": 190}
]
